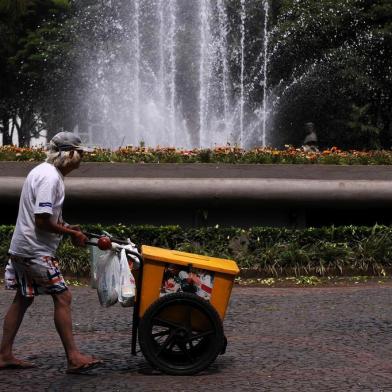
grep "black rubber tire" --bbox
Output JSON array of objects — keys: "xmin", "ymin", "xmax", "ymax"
[{"xmin": 138, "ymin": 292, "xmax": 225, "ymax": 375}]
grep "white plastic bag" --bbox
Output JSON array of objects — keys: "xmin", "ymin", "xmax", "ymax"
[
  {"xmin": 96, "ymin": 250, "xmax": 120, "ymax": 307},
  {"xmin": 88, "ymin": 238, "xmax": 107, "ymax": 289},
  {"xmin": 4, "ymin": 260, "xmax": 17, "ymax": 290},
  {"xmin": 118, "ymin": 248, "xmax": 136, "ymax": 307}
]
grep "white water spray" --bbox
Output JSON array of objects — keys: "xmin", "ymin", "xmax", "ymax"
[
  {"xmin": 217, "ymin": 0, "xmax": 229, "ymax": 134},
  {"xmin": 133, "ymin": 0, "xmax": 141, "ymax": 143},
  {"xmin": 240, "ymin": 0, "xmax": 246, "ymax": 146},
  {"xmin": 80, "ymin": 0, "xmax": 271, "ymax": 149},
  {"xmin": 168, "ymin": 0, "xmax": 177, "ymax": 145},
  {"xmin": 261, "ymin": 0, "xmax": 269, "ymax": 147}
]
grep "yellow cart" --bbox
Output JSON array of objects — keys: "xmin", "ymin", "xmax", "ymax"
[
  {"xmin": 132, "ymin": 245, "xmax": 239, "ymax": 375},
  {"xmin": 134, "ymin": 246, "xmax": 239, "ymax": 375},
  {"xmin": 87, "ymin": 233, "xmax": 239, "ymax": 375}
]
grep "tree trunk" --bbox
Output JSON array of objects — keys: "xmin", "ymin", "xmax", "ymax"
[
  {"xmin": 17, "ymin": 110, "xmax": 34, "ymax": 147},
  {"xmin": 1, "ymin": 116, "xmax": 13, "ymax": 145}
]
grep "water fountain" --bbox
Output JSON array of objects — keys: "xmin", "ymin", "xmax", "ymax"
[
  {"xmin": 77, "ymin": 0, "xmax": 270, "ymax": 149},
  {"xmin": 261, "ymin": 0, "xmax": 269, "ymax": 147}
]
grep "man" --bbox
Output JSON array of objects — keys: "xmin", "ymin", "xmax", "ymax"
[{"xmin": 0, "ymin": 132, "xmax": 102, "ymax": 374}]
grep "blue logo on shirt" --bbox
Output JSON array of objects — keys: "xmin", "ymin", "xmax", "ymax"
[{"xmin": 39, "ymin": 202, "xmax": 52, "ymax": 207}]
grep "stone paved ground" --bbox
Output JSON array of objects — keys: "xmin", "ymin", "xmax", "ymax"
[{"xmin": 1, "ymin": 283, "xmax": 392, "ymax": 391}]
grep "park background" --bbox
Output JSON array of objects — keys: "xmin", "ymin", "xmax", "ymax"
[{"xmin": 1, "ymin": 0, "xmax": 392, "ymax": 283}]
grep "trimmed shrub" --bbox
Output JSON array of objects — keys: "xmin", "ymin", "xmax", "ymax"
[{"xmin": 1, "ymin": 224, "xmax": 392, "ymax": 277}]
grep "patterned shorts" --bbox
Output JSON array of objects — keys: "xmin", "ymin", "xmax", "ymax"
[{"xmin": 5, "ymin": 255, "xmax": 68, "ymax": 297}]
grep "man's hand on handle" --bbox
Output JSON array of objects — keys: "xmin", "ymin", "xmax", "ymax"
[{"xmin": 70, "ymin": 231, "xmax": 88, "ymax": 247}]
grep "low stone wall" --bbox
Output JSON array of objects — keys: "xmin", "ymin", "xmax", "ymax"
[{"xmin": 1, "ymin": 162, "xmax": 392, "ymax": 227}]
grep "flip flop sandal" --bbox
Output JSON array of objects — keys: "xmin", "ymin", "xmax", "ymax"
[{"xmin": 66, "ymin": 360, "xmax": 103, "ymax": 375}]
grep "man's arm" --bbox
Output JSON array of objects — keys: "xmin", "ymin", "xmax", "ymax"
[{"xmin": 35, "ymin": 213, "xmax": 88, "ymax": 247}]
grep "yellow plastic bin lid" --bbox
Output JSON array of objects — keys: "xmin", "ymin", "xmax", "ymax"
[{"xmin": 141, "ymin": 245, "xmax": 240, "ymax": 276}]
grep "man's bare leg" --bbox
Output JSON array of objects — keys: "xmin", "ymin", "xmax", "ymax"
[
  {"xmin": 52, "ymin": 290, "xmax": 102, "ymax": 371},
  {"xmin": 0, "ymin": 290, "xmax": 35, "ymax": 368}
]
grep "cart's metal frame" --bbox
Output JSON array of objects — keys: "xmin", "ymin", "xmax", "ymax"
[{"xmin": 129, "ymin": 248, "xmax": 144, "ymax": 355}]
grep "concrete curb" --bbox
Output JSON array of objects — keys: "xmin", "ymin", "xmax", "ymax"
[
  {"xmin": 0, "ymin": 176, "xmax": 391, "ymax": 206},
  {"xmin": 1, "ymin": 163, "xmax": 391, "ymax": 226}
]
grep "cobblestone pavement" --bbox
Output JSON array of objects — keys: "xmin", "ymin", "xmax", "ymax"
[{"xmin": 2, "ymin": 283, "xmax": 392, "ymax": 391}]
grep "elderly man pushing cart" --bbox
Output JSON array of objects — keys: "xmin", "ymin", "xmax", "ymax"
[{"xmin": 0, "ymin": 132, "xmax": 102, "ymax": 374}]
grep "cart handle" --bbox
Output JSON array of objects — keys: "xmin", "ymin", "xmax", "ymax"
[
  {"xmin": 123, "ymin": 249, "xmax": 143, "ymax": 265},
  {"xmin": 84, "ymin": 231, "xmax": 130, "ymax": 245},
  {"xmin": 85, "ymin": 240, "xmax": 143, "ymax": 265}
]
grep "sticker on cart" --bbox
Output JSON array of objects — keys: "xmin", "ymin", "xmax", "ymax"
[{"xmin": 160, "ymin": 264, "xmax": 214, "ymax": 301}]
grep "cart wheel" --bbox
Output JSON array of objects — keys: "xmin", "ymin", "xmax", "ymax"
[{"xmin": 138, "ymin": 292, "xmax": 225, "ymax": 375}]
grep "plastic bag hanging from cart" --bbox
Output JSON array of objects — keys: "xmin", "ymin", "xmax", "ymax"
[
  {"xmin": 96, "ymin": 250, "xmax": 120, "ymax": 307},
  {"xmin": 118, "ymin": 247, "xmax": 136, "ymax": 307}
]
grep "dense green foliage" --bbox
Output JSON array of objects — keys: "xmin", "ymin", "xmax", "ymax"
[
  {"xmin": 2, "ymin": 224, "xmax": 392, "ymax": 277},
  {"xmin": 0, "ymin": 0, "xmax": 74, "ymax": 145},
  {"xmin": 269, "ymin": 0, "xmax": 392, "ymax": 149},
  {"xmin": 0, "ymin": 1, "xmax": 391, "ymax": 149}
]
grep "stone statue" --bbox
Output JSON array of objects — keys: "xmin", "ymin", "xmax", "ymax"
[{"xmin": 302, "ymin": 122, "xmax": 319, "ymax": 152}]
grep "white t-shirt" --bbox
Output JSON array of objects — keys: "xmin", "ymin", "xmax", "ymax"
[{"xmin": 9, "ymin": 162, "xmax": 65, "ymax": 258}]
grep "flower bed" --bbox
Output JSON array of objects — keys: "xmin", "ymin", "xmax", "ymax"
[{"xmin": 2, "ymin": 145, "xmax": 392, "ymax": 165}]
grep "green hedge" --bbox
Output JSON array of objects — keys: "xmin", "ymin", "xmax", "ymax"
[{"xmin": 2, "ymin": 224, "xmax": 392, "ymax": 277}]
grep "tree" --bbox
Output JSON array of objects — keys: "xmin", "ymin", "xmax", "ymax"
[
  {"xmin": 268, "ymin": 0, "xmax": 392, "ymax": 149},
  {"xmin": 0, "ymin": 0, "xmax": 72, "ymax": 146}
]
